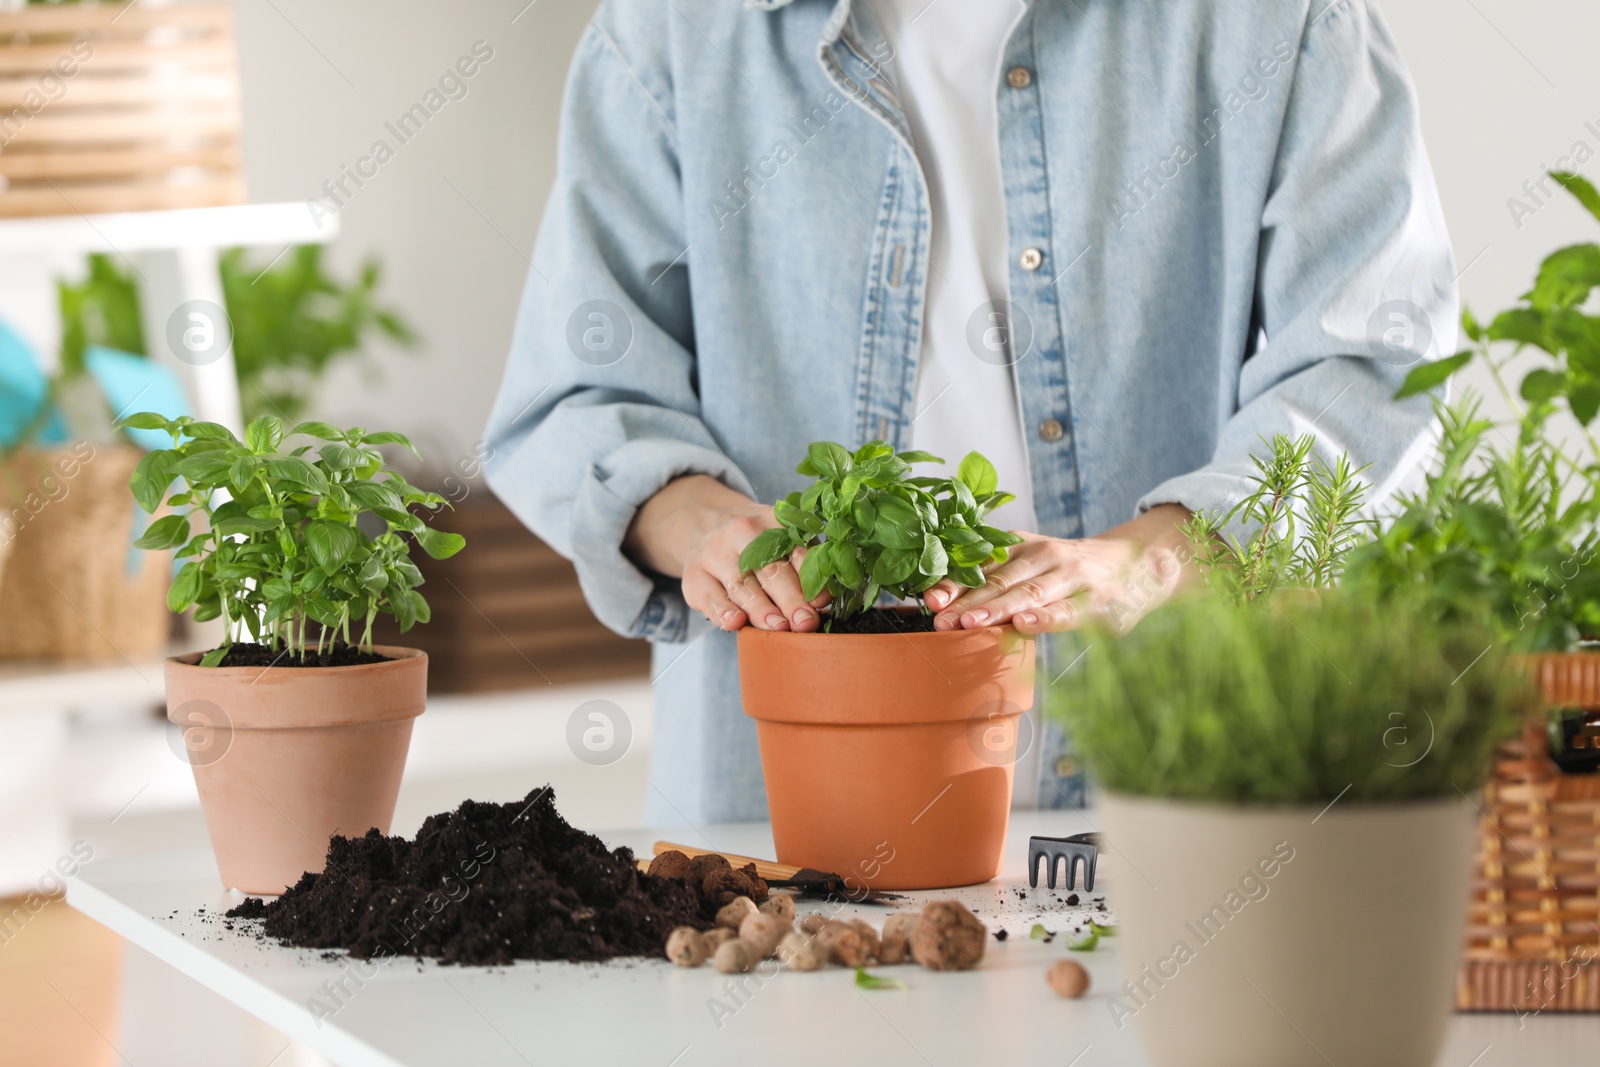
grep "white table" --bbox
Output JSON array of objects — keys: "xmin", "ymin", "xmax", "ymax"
[{"xmin": 68, "ymin": 812, "xmax": 1597, "ymax": 1067}]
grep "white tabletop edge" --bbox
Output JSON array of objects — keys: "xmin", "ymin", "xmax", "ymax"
[{"xmin": 68, "ymin": 873, "xmax": 405, "ymax": 1067}]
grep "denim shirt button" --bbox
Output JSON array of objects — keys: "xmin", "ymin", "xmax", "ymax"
[
  {"xmin": 1019, "ymin": 247, "xmax": 1043, "ymax": 271},
  {"xmin": 1039, "ymin": 418, "xmax": 1065, "ymax": 442},
  {"xmin": 1006, "ymin": 65, "xmax": 1033, "ymax": 90}
]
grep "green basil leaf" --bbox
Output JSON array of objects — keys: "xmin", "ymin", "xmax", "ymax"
[
  {"xmin": 176, "ymin": 452, "xmax": 234, "ymax": 485},
  {"xmin": 407, "ymin": 588, "xmax": 432, "ymax": 626},
  {"xmin": 873, "ymin": 496, "xmax": 922, "ymax": 549},
  {"xmin": 895, "ymin": 449, "xmax": 945, "ymax": 465},
  {"xmin": 833, "ymin": 541, "xmax": 865, "ymax": 587},
  {"xmin": 167, "ymin": 563, "xmax": 203, "ymax": 612},
  {"xmin": 130, "ymin": 449, "xmax": 180, "ymax": 513},
  {"xmin": 774, "ymin": 500, "xmax": 823, "ymax": 535},
  {"xmin": 949, "ymin": 563, "xmax": 985, "ymax": 588},
  {"xmin": 362, "ymin": 430, "xmax": 422, "ymax": 458},
  {"xmin": 852, "ymin": 495, "xmax": 877, "ymax": 530},
  {"xmin": 214, "ymin": 515, "xmax": 280, "ymax": 537},
  {"xmin": 919, "ymin": 532, "xmax": 948, "ymax": 577},
  {"xmin": 977, "ymin": 526, "xmax": 1023, "ymax": 547},
  {"xmin": 806, "ymin": 441, "xmax": 852, "ymax": 479},
  {"xmin": 957, "ymin": 451, "xmax": 999, "ymax": 497},
  {"xmin": 244, "ymin": 416, "xmax": 284, "ymax": 454},
  {"xmin": 266, "ymin": 458, "xmax": 329, "ymax": 494},
  {"xmin": 798, "ymin": 541, "xmax": 832, "ymax": 600},
  {"xmin": 289, "ymin": 421, "xmax": 345, "ymax": 441},
  {"xmin": 738, "ymin": 527, "xmax": 794, "ymax": 574},
  {"xmin": 347, "ymin": 481, "xmax": 405, "ymax": 513},
  {"xmin": 229, "ymin": 456, "xmax": 262, "ymax": 494},
  {"xmin": 182, "ymin": 421, "xmax": 238, "ymax": 443},
  {"xmin": 872, "ymin": 547, "xmax": 916, "ymax": 586},
  {"xmin": 977, "ymin": 491, "xmax": 1016, "ymax": 516},
  {"xmin": 357, "ymin": 556, "xmax": 388, "ymax": 594},
  {"xmin": 950, "ymin": 540, "xmax": 995, "ymax": 567},
  {"xmin": 951, "ymin": 477, "xmax": 977, "ymax": 516},
  {"xmin": 319, "ymin": 443, "xmax": 360, "ymax": 470},
  {"xmin": 375, "ymin": 506, "xmax": 424, "ymax": 533},
  {"xmin": 118, "ymin": 411, "xmax": 171, "ymax": 431},
  {"xmin": 415, "ymin": 526, "xmax": 466, "ymax": 560},
  {"xmin": 306, "ymin": 520, "xmax": 359, "ymax": 569},
  {"xmin": 133, "ymin": 513, "xmax": 190, "ymax": 551},
  {"xmin": 853, "ymin": 966, "xmax": 906, "ymax": 991}
]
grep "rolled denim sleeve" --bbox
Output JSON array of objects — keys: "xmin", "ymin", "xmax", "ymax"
[
  {"xmin": 1137, "ymin": 0, "xmax": 1455, "ymax": 528},
  {"xmin": 484, "ymin": 14, "xmax": 754, "ymax": 643}
]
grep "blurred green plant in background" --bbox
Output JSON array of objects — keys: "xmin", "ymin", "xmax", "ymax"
[
  {"xmin": 55, "ymin": 247, "xmax": 415, "ymax": 424},
  {"xmin": 221, "ymin": 246, "xmax": 416, "ymax": 423},
  {"xmin": 57, "ymin": 254, "xmax": 144, "ymax": 377}
]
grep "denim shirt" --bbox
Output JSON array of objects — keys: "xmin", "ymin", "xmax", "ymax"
[{"xmin": 484, "ymin": 0, "xmax": 1456, "ymax": 824}]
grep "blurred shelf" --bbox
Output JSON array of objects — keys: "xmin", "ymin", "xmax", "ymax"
[
  {"xmin": 0, "ymin": 648, "xmax": 173, "ymax": 712},
  {"xmin": 0, "ymin": 201, "xmax": 335, "ymax": 255}
]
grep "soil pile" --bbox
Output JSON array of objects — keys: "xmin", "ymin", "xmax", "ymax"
[{"xmin": 226, "ymin": 787, "xmax": 723, "ymax": 965}]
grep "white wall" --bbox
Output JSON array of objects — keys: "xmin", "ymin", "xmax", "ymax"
[
  {"xmin": 231, "ymin": 0, "xmax": 1600, "ymax": 465},
  {"xmin": 232, "ymin": 0, "xmax": 598, "ymax": 469},
  {"xmin": 1382, "ymin": 0, "xmax": 1600, "ymax": 421}
]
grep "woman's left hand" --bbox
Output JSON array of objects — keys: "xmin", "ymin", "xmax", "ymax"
[{"xmin": 924, "ymin": 504, "xmax": 1194, "ymax": 634}]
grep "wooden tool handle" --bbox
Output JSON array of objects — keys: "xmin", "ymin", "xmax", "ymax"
[{"xmin": 651, "ymin": 841, "xmax": 801, "ymax": 881}]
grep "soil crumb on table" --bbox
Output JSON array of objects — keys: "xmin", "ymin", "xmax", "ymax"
[{"xmin": 225, "ymin": 787, "xmax": 710, "ymax": 965}]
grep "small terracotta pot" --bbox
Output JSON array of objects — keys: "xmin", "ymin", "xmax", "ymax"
[
  {"xmin": 738, "ymin": 623, "xmax": 1034, "ymax": 890},
  {"xmin": 165, "ymin": 646, "xmax": 426, "ymax": 895}
]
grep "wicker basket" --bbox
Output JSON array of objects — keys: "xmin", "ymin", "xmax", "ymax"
[
  {"xmin": 0, "ymin": 444, "xmax": 171, "ymax": 662},
  {"xmin": 0, "ymin": 2, "xmax": 244, "ymax": 218},
  {"xmin": 1458, "ymin": 652, "xmax": 1600, "ymax": 1012}
]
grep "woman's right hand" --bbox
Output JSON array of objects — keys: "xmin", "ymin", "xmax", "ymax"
[{"xmin": 623, "ymin": 474, "xmax": 827, "ymax": 632}]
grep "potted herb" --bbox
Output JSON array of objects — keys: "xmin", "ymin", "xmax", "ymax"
[
  {"xmin": 123, "ymin": 411, "xmax": 464, "ymax": 894},
  {"xmin": 1052, "ymin": 592, "xmax": 1527, "ymax": 1067},
  {"xmin": 735, "ymin": 441, "xmax": 1032, "ymax": 890},
  {"xmin": 1345, "ymin": 172, "xmax": 1600, "ymax": 748},
  {"xmin": 1337, "ymin": 173, "xmax": 1600, "ymax": 1012},
  {"xmin": 1180, "ymin": 431, "xmax": 1372, "ymax": 604}
]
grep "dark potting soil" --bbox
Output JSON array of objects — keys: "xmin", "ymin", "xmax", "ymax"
[
  {"xmin": 225, "ymin": 787, "xmax": 765, "ymax": 966},
  {"xmin": 826, "ymin": 608, "xmax": 938, "ymax": 635},
  {"xmin": 210, "ymin": 642, "xmax": 390, "ymax": 669}
]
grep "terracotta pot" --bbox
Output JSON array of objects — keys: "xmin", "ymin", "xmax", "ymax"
[
  {"xmin": 738, "ymin": 623, "xmax": 1034, "ymax": 890},
  {"xmin": 1099, "ymin": 792, "xmax": 1476, "ymax": 1067},
  {"xmin": 165, "ymin": 646, "xmax": 426, "ymax": 895}
]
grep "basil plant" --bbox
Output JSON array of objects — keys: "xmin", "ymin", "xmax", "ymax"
[
  {"xmin": 123, "ymin": 413, "xmax": 464, "ymax": 665},
  {"xmin": 738, "ymin": 440, "xmax": 1022, "ymax": 627}
]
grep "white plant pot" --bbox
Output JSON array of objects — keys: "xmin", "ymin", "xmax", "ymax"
[{"xmin": 1098, "ymin": 792, "xmax": 1475, "ymax": 1067}]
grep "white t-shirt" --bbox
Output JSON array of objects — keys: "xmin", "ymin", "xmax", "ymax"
[
  {"xmin": 868, "ymin": 0, "xmax": 1037, "ymax": 536},
  {"xmin": 866, "ymin": 0, "xmax": 1043, "ymax": 808}
]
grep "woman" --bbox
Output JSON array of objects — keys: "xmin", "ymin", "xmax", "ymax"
[{"xmin": 484, "ymin": 0, "xmax": 1455, "ymax": 824}]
